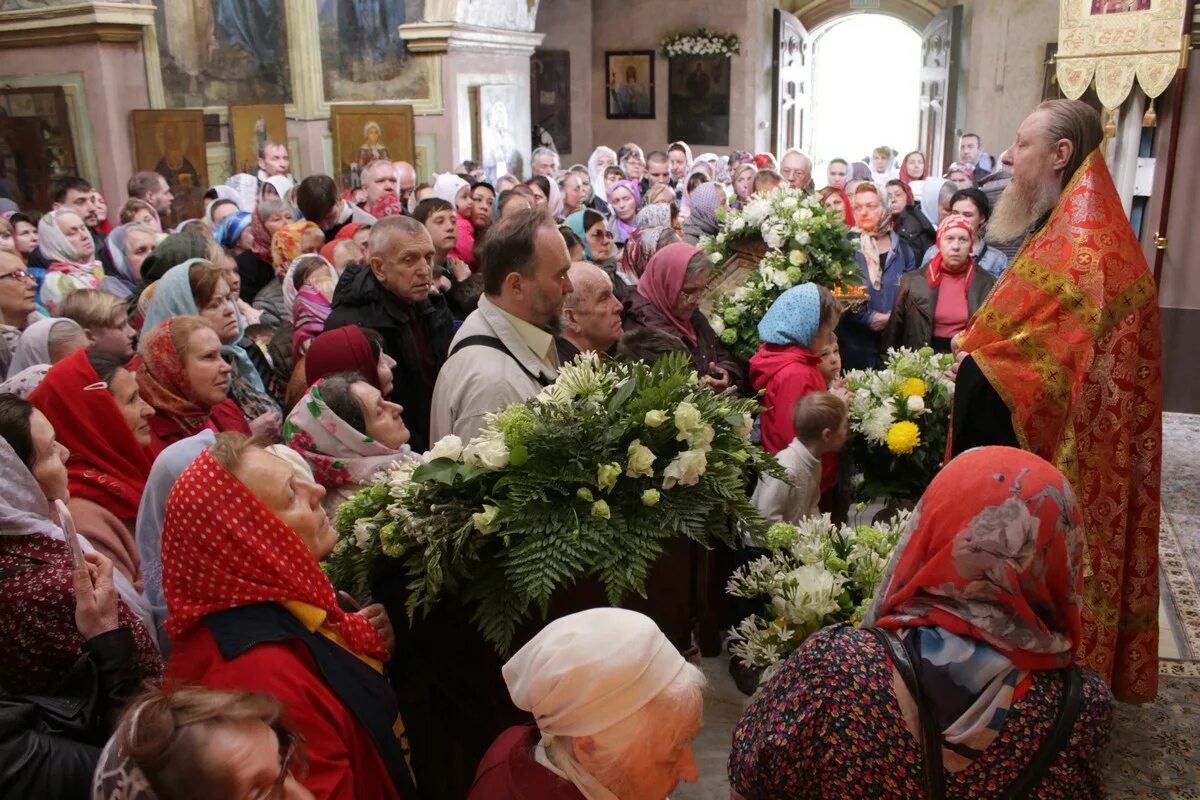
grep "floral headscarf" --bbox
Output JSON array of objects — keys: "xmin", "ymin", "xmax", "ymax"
[
  {"xmin": 634, "ymin": 203, "xmax": 672, "ymax": 231},
  {"xmin": 617, "ymin": 226, "xmax": 672, "ymax": 287},
  {"xmin": 271, "ymin": 221, "xmax": 321, "ymax": 277},
  {"xmin": 927, "ymin": 213, "xmax": 976, "ymax": 289},
  {"xmin": 370, "ymin": 193, "xmax": 405, "ymax": 219},
  {"xmin": 854, "ymin": 187, "xmax": 895, "ymax": 291},
  {"xmin": 637, "ymin": 242, "xmax": 701, "ymax": 344},
  {"xmin": 283, "ymin": 380, "xmax": 412, "ymax": 488},
  {"xmin": 161, "ymin": 448, "xmax": 389, "ymax": 661},
  {"xmin": 136, "ymin": 318, "xmax": 220, "ymax": 433},
  {"xmin": 864, "ymin": 446, "xmax": 1084, "ymax": 771},
  {"xmin": 214, "ymin": 211, "xmax": 252, "ymax": 249}
]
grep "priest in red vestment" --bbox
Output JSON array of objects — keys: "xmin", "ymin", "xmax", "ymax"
[{"xmin": 950, "ymin": 99, "xmax": 1162, "ymax": 702}]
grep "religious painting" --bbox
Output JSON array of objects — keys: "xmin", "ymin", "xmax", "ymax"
[
  {"xmin": 155, "ymin": 0, "xmax": 291, "ymax": 108},
  {"xmin": 531, "ymin": 50, "xmax": 570, "ymax": 154},
  {"xmin": 476, "ymin": 84, "xmax": 523, "ymax": 183},
  {"xmin": 0, "ymin": 86, "xmax": 77, "ymax": 213},
  {"xmin": 130, "ymin": 109, "xmax": 208, "ymax": 223},
  {"xmin": 329, "ymin": 104, "xmax": 414, "ymax": 191},
  {"xmin": 229, "ymin": 104, "xmax": 287, "ymax": 174},
  {"xmin": 605, "ymin": 51, "xmax": 654, "ymax": 120},
  {"xmin": 668, "ymin": 56, "xmax": 730, "ymax": 146},
  {"xmin": 317, "ymin": 0, "xmax": 431, "ymax": 103},
  {"xmin": 1091, "ymin": 0, "xmax": 1151, "ymax": 12}
]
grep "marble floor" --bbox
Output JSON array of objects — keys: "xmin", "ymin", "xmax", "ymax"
[{"xmin": 675, "ymin": 413, "xmax": 1200, "ymax": 800}]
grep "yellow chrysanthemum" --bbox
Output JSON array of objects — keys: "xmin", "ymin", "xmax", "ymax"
[
  {"xmin": 898, "ymin": 377, "xmax": 927, "ymax": 399},
  {"xmin": 886, "ymin": 421, "xmax": 921, "ymax": 455}
]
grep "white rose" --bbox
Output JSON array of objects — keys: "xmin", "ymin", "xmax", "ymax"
[
  {"xmin": 795, "ymin": 230, "xmax": 810, "ymax": 246},
  {"xmin": 731, "ymin": 216, "xmax": 746, "ymax": 232},
  {"xmin": 688, "ymin": 423, "xmax": 715, "ymax": 452},
  {"xmin": 662, "ymin": 448, "xmax": 708, "ymax": 489},
  {"xmin": 781, "ymin": 195, "xmax": 798, "ymax": 208},
  {"xmin": 472, "ymin": 504, "xmax": 501, "ymax": 534},
  {"xmin": 799, "ymin": 207, "xmax": 813, "ymax": 221},
  {"xmin": 626, "ymin": 439, "xmax": 657, "ymax": 478},
  {"xmin": 907, "ymin": 395, "xmax": 925, "ymax": 413},
  {"xmin": 772, "ymin": 269, "xmax": 791, "ymax": 289},
  {"xmin": 673, "ymin": 401, "xmax": 704, "ymax": 438},
  {"xmin": 462, "ymin": 431, "xmax": 510, "ymax": 470},
  {"xmin": 428, "ymin": 434, "xmax": 464, "ymax": 462},
  {"xmin": 788, "ymin": 249, "xmax": 803, "ymax": 267},
  {"xmin": 710, "ymin": 315, "xmax": 725, "ymax": 336}
]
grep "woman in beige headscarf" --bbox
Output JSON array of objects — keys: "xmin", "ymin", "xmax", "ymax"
[{"xmin": 469, "ymin": 608, "xmax": 706, "ymax": 800}]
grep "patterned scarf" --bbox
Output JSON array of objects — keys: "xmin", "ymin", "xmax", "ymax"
[
  {"xmin": 926, "ymin": 213, "xmax": 976, "ymax": 291},
  {"xmin": 637, "ymin": 242, "xmax": 701, "ymax": 344},
  {"xmin": 247, "ymin": 206, "xmax": 275, "ymax": 264},
  {"xmin": 136, "ymin": 318, "xmax": 217, "ymax": 434},
  {"xmin": 271, "ymin": 221, "xmax": 321, "ymax": 277},
  {"xmin": 617, "ymin": 226, "xmax": 672, "ymax": 287},
  {"xmin": 856, "ymin": 203, "xmax": 895, "ymax": 291}
]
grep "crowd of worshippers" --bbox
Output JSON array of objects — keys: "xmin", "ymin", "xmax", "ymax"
[{"xmin": 0, "ymin": 129, "xmax": 1111, "ymax": 800}]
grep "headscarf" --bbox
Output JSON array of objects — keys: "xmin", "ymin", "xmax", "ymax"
[
  {"xmin": 854, "ymin": 188, "xmax": 895, "ymax": 291},
  {"xmin": 752, "ymin": 153, "xmax": 778, "ymax": 171},
  {"xmin": 757, "ymin": 283, "xmax": 821, "ymax": 348},
  {"xmin": 288, "ymin": 256, "xmax": 338, "ymax": 361},
  {"xmin": 607, "ymin": 179, "xmax": 641, "ymax": 242},
  {"xmin": 617, "ymin": 226, "xmax": 672, "ymax": 287},
  {"xmin": 247, "ymin": 206, "xmax": 275, "ymax": 264},
  {"xmin": 564, "ymin": 210, "xmax": 600, "ymax": 261},
  {"xmin": 139, "ymin": 232, "xmax": 210, "ymax": 286},
  {"xmin": 92, "ymin": 737, "xmax": 159, "ymax": 800},
  {"xmin": 945, "ymin": 161, "xmax": 976, "ymax": 184},
  {"xmin": 271, "ymin": 221, "xmax": 321, "ymax": 277},
  {"xmin": 333, "ymin": 223, "xmax": 362, "ymax": 242},
  {"xmin": 29, "ymin": 349, "xmax": 152, "ymax": 525},
  {"xmin": 303, "ymin": 326, "xmax": 381, "ymax": 390},
  {"xmin": 637, "ymin": 242, "xmax": 701, "ymax": 344},
  {"xmin": 503, "ymin": 608, "xmax": 686, "ymax": 800},
  {"xmin": 214, "ymin": 211, "xmax": 252, "ymax": 250},
  {"xmin": 864, "ymin": 446, "xmax": 1083, "ymax": 770},
  {"xmin": 161, "ymin": 448, "xmax": 389, "ymax": 660},
  {"xmin": 433, "ymin": 173, "xmax": 469, "ymax": 207},
  {"xmin": 818, "ymin": 186, "xmax": 855, "ymax": 227},
  {"xmin": 263, "ymin": 174, "xmax": 295, "ymax": 201},
  {"xmin": 370, "ymin": 193, "xmax": 405, "ymax": 219},
  {"xmin": 920, "ymin": 176, "xmax": 949, "ymax": 226},
  {"xmin": 634, "ymin": 202, "xmax": 671, "ymax": 231},
  {"xmin": 587, "ymin": 146, "xmax": 618, "ymax": 202},
  {"xmin": 284, "ymin": 380, "xmax": 412, "ymax": 489},
  {"xmin": 225, "ymin": 173, "xmax": 258, "ymax": 213},
  {"xmin": 0, "ymin": 364, "xmax": 49, "ymax": 398},
  {"xmin": 137, "ymin": 317, "xmax": 223, "ymax": 432},
  {"xmin": 926, "ymin": 213, "xmax": 976, "ymax": 289},
  {"xmin": 849, "ymin": 161, "xmax": 871, "ymax": 182},
  {"xmin": 684, "ymin": 182, "xmax": 724, "ymax": 236},
  {"xmin": 10, "ymin": 318, "xmax": 70, "ymax": 378},
  {"xmin": 545, "ymin": 176, "xmax": 564, "ymax": 221},
  {"xmin": 899, "ymin": 150, "xmax": 928, "ymax": 185},
  {"xmin": 104, "ymin": 224, "xmax": 148, "ymax": 296},
  {"xmin": 37, "ymin": 209, "xmax": 97, "ymax": 267}
]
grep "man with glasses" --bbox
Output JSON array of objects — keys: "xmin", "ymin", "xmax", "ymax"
[{"xmin": 779, "ymin": 150, "xmax": 814, "ymax": 195}]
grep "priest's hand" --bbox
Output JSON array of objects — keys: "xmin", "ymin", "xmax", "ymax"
[{"xmin": 359, "ymin": 603, "xmax": 395, "ymax": 657}]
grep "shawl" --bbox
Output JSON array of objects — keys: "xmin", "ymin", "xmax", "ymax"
[
  {"xmin": 607, "ymin": 179, "xmax": 641, "ymax": 243},
  {"xmin": 954, "ymin": 150, "xmax": 1162, "ymax": 701},
  {"xmin": 546, "ymin": 177, "xmax": 564, "ymax": 221},
  {"xmin": 865, "ymin": 446, "xmax": 1083, "ymax": 770},
  {"xmin": 7, "ymin": 317, "xmax": 71, "ymax": 378},
  {"xmin": 141, "ymin": 260, "xmax": 265, "ymax": 395},
  {"xmin": 636, "ymin": 243, "xmax": 701, "ymax": 344},
  {"xmin": 757, "ymin": 283, "xmax": 821, "ymax": 347},
  {"xmin": 289, "ymin": 257, "xmax": 337, "ymax": 361},
  {"xmin": 433, "ymin": 173, "xmax": 469, "ymax": 207},
  {"xmin": 28, "ymin": 349, "xmax": 152, "ymax": 525},
  {"xmin": 37, "ymin": 210, "xmax": 96, "ymax": 267},
  {"xmin": 855, "ymin": 199, "xmax": 895, "ymax": 291},
  {"xmin": 587, "ymin": 147, "xmax": 617, "ymax": 202},
  {"xmin": 926, "ymin": 213, "xmax": 975, "ymax": 291},
  {"xmin": 214, "ymin": 211, "xmax": 252, "ymax": 249},
  {"xmin": 0, "ymin": 364, "xmax": 48, "ymax": 397},
  {"xmin": 683, "ymin": 182, "xmax": 723, "ymax": 237},
  {"xmin": 247, "ymin": 206, "xmax": 275, "ymax": 264},
  {"xmin": 136, "ymin": 317, "xmax": 220, "ymax": 433},
  {"xmin": 617, "ymin": 226, "xmax": 671, "ymax": 287},
  {"xmin": 160, "ymin": 448, "xmax": 389, "ymax": 660},
  {"xmin": 304, "ymin": 326, "xmax": 381, "ymax": 390},
  {"xmin": 271, "ymin": 220, "xmax": 321, "ymax": 277},
  {"xmin": 284, "ymin": 380, "xmax": 413, "ymax": 488},
  {"xmin": 104, "ymin": 224, "xmax": 147, "ymax": 296},
  {"xmin": 225, "ymin": 173, "xmax": 259, "ymax": 213},
  {"xmin": 634, "ymin": 203, "xmax": 671, "ymax": 231}
]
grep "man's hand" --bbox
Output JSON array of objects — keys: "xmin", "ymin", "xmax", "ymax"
[
  {"xmin": 359, "ymin": 604, "xmax": 395, "ymax": 657},
  {"xmin": 446, "ymin": 255, "xmax": 472, "ymax": 283},
  {"xmin": 868, "ymin": 312, "xmax": 890, "ymax": 332},
  {"xmin": 73, "ymin": 552, "xmax": 119, "ymax": 640}
]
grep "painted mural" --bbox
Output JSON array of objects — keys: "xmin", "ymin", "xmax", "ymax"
[
  {"xmin": 155, "ymin": 0, "xmax": 292, "ymax": 107},
  {"xmin": 318, "ymin": 0, "xmax": 430, "ymax": 102}
]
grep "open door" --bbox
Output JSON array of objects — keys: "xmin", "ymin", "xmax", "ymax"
[
  {"xmin": 772, "ymin": 8, "xmax": 812, "ymax": 155},
  {"xmin": 917, "ymin": 5, "xmax": 964, "ymax": 175}
]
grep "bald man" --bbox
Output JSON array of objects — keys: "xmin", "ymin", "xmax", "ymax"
[
  {"xmin": 556, "ymin": 262, "xmax": 623, "ymax": 362},
  {"xmin": 779, "ymin": 149, "xmax": 814, "ymax": 194},
  {"xmin": 362, "ymin": 159, "xmax": 399, "ymax": 210},
  {"xmin": 394, "ymin": 160, "xmax": 417, "ymax": 211}
]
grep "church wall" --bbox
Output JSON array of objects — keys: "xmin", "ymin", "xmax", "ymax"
[{"xmin": 534, "ymin": 0, "xmax": 594, "ymax": 161}]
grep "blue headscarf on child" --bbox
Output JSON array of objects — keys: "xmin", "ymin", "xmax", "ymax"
[{"xmin": 757, "ymin": 283, "xmax": 821, "ymax": 348}]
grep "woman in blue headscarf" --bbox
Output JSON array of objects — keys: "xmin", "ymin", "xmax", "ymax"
[
  {"xmin": 141, "ymin": 259, "xmax": 281, "ymax": 438},
  {"xmin": 564, "ymin": 209, "xmax": 616, "ymax": 273},
  {"xmin": 214, "ymin": 211, "xmax": 253, "ymax": 256}
]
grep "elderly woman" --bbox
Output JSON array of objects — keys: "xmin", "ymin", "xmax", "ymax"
[
  {"xmin": 624, "ymin": 242, "xmax": 742, "ymax": 393},
  {"xmin": 161, "ymin": 433, "xmax": 415, "ymax": 799},
  {"xmin": 607, "ymin": 179, "xmax": 640, "ymax": 245},
  {"xmin": 142, "ymin": 260, "xmax": 281, "ymax": 433},
  {"xmin": 836, "ymin": 183, "xmax": 917, "ymax": 370},
  {"xmin": 680, "ymin": 182, "xmax": 725, "ymax": 245},
  {"xmin": 283, "ymin": 373, "xmax": 415, "ymax": 518},
  {"xmin": 0, "ymin": 250, "xmax": 40, "ymax": 377},
  {"xmin": 37, "ymin": 209, "xmax": 105, "ymax": 314},
  {"xmin": 103, "ymin": 223, "xmax": 159, "ymax": 298},
  {"xmin": 731, "ymin": 447, "xmax": 1113, "ymax": 799},
  {"xmin": 886, "ymin": 214, "xmax": 998, "ymax": 354},
  {"xmin": 470, "ymin": 608, "xmax": 705, "ymax": 799},
  {"xmin": 29, "ymin": 349, "xmax": 155, "ymax": 588},
  {"xmin": 284, "ymin": 324, "xmax": 395, "ymax": 411},
  {"xmin": 93, "ymin": 686, "xmax": 311, "ymax": 800},
  {"xmin": 214, "ymin": 210, "xmax": 253, "ymax": 257},
  {"xmin": 614, "ymin": 223, "xmax": 679, "ymax": 295},
  {"xmin": 0, "ymin": 394, "xmax": 161, "ymax": 698},
  {"xmin": 136, "ymin": 316, "xmax": 252, "ymax": 456},
  {"xmin": 236, "ymin": 197, "xmax": 294, "ymax": 304},
  {"xmin": 920, "ymin": 188, "xmax": 1009, "ymax": 278},
  {"xmin": 886, "ymin": 178, "xmax": 937, "ymax": 258},
  {"xmin": 6, "ymin": 316, "xmax": 86, "ymax": 383},
  {"xmin": 564, "ymin": 210, "xmax": 616, "ymax": 272}
]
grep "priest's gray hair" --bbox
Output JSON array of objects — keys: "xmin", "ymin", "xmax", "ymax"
[{"xmin": 1035, "ymin": 99, "xmax": 1103, "ymax": 186}]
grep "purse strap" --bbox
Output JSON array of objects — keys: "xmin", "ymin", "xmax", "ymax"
[{"xmin": 868, "ymin": 627, "xmax": 1083, "ymax": 800}]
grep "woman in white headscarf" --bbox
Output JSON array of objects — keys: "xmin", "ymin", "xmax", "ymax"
[
  {"xmin": 434, "ymin": 172, "xmax": 478, "ymax": 268},
  {"xmin": 6, "ymin": 316, "xmax": 87, "ymax": 379},
  {"xmin": 587, "ymin": 147, "xmax": 618, "ymax": 204},
  {"xmin": 37, "ymin": 209, "xmax": 105, "ymax": 315},
  {"xmin": 469, "ymin": 608, "xmax": 706, "ymax": 800}
]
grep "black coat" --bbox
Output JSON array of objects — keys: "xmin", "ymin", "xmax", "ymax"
[
  {"xmin": 884, "ymin": 264, "xmax": 997, "ymax": 351},
  {"xmin": 324, "ymin": 264, "xmax": 454, "ymax": 451},
  {"xmin": 893, "ymin": 204, "xmax": 936, "ymax": 260},
  {"xmin": 236, "ymin": 250, "xmax": 275, "ymax": 305}
]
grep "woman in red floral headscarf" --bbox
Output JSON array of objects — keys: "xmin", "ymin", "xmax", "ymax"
[
  {"xmin": 162, "ymin": 433, "xmax": 416, "ymax": 800},
  {"xmin": 731, "ymin": 446, "xmax": 1113, "ymax": 799}
]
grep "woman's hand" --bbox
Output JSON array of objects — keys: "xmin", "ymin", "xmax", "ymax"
[
  {"xmin": 249, "ymin": 411, "xmax": 282, "ymax": 442},
  {"xmin": 446, "ymin": 255, "xmax": 472, "ymax": 283},
  {"xmin": 702, "ymin": 363, "xmax": 731, "ymax": 393},
  {"xmin": 359, "ymin": 604, "xmax": 395, "ymax": 657},
  {"xmin": 73, "ymin": 552, "xmax": 119, "ymax": 640}
]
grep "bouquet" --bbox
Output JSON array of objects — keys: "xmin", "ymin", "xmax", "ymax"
[
  {"xmin": 726, "ymin": 511, "xmax": 908, "ymax": 679},
  {"xmin": 326, "ymin": 353, "xmax": 781, "ymax": 654},
  {"xmin": 844, "ymin": 346, "xmax": 956, "ymax": 501},
  {"xmin": 660, "ymin": 28, "xmax": 741, "ymax": 58},
  {"xmin": 702, "ymin": 188, "xmax": 859, "ymax": 360}
]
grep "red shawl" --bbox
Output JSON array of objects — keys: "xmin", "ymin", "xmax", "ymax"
[
  {"xmin": 28, "ymin": 349, "xmax": 151, "ymax": 524},
  {"xmin": 926, "ymin": 213, "xmax": 975, "ymax": 292},
  {"xmin": 636, "ymin": 242, "xmax": 701, "ymax": 343},
  {"xmin": 955, "ymin": 150, "xmax": 1162, "ymax": 701},
  {"xmin": 248, "ymin": 207, "xmax": 275, "ymax": 264},
  {"xmin": 305, "ymin": 326, "xmax": 381, "ymax": 391},
  {"xmin": 161, "ymin": 449, "xmax": 388, "ymax": 661}
]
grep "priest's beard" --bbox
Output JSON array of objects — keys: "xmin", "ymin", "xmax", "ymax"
[{"xmin": 987, "ymin": 170, "xmax": 1062, "ymax": 244}]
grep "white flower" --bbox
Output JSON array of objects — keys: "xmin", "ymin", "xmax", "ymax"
[
  {"xmin": 462, "ymin": 430, "xmax": 510, "ymax": 470},
  {"xmin": 906, "ymin": 395, "xmax": 925, "ymax": 413},
  {"xmin": 687, "ymin": 423, "xmax": 715, "ymax": 452},
  {"xmin": 788, "ymin": 249, "xmax": 803, "ymax": 267},
  {"xmin": 428, "ymin": 435, "xmax": 464, "ymax": 462},
  {"xmin": 732, "ymin": 285, "xmax": 752, "ymax": 304},
  {"xmin": 644, "ymin": 409, "xmax": 668, "ymax": 428},
  {"xmin": 662, "ymin": 448, "xmax": 708, "ymax": 488},
  {"xmin": 626, "ymin": 440, "xmax": 657, "ymax": 478},
  {"xmin": 769, "ymin": 564, "xmax": 846, "ymax": 629},
  {"xmin": 795, "ymin": 230, "xmax": 810, "ymax": 246},
  {"xmin": 781, "ymin": 195, "xmax": 798, "ymax": 209},
  {"xmin": 734, "ymin": 413, "xmax": 754, "ymax": 440},
  {"xmin": 771, "ymin": 268, "xmax": 791, "ymax": 289},
  {"xmin": 730, "ymin": 216, "xmax": 746, "ymax": 232},
  {"xmin": 710, "ymin": 315, "xmax": 725, "ymax": 336},
  {"xmin": 472, "ymin": 504, "xmax": 501, "ymax": 534},
  {"xmin": 353, "ymin": 520, "xmax": 373, "ymax": 549},
  {"xmin": 860, "ymin": 405, "xmax": 896, "ymax": 445},
  {"xmin": 763, "ymin": 222, "xmax": 787, "ymax": 249},
  {"xmin": 673, "ymin": 401, "xmax": 704, "ymax": 438}
]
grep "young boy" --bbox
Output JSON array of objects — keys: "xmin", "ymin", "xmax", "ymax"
[
  {"xmin": 58, "ymin": 288, "xmax": 136, "ymax": 360},
  {"xmin": 751, "ymin": 391, "xmax": 849, "ymax": 524}
]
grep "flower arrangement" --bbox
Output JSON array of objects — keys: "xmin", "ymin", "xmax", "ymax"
[
  {"xmin": 844, "ymin": 347, "xmax": 956, "ymax": 501},
  {"xmin": 726, "ymin": 511, "xmax": 909, "ymax": 679},
  {"xmin": 660, "ymin": 28, "xmax": 741, "ymax": 58},
  {"xmin": 325, "ymin": 353, "xmax": 781, "ymax": 654},
  {"xmin": 701, "ymin": 188, "xmax": 860, "ymax": 360}
]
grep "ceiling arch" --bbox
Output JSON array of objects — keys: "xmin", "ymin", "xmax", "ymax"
[{"xmin": 787, "ymin": 0, "xmax": 955, "ymax": 33}]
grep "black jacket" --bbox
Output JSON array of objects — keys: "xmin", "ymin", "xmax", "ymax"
[
  {"xmin": 893, "ymin": 204, "xmax": 936, "ymax": 260},
  {"xmin": 324, "ymin": 264, "xmax": 454, "ymax": 451},
  {"xmin": 884, "ymin": 264, "xmax": 997, "ymax": 351},
  {"xmin": 236, "ymin": 250, "xmax": 276, "ymax": 305},
  {"xmin": 0, "ymin": 628, "xmax": 142, "ymax": 800}
]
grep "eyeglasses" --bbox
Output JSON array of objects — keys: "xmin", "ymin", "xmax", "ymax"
[
  {"xmin": 263, "ymin": 728, "xmax": 305, "ymax": 800},
  {"xmin": 0, "ymin": 269, "xmax": 31, "ymax": 282}
]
